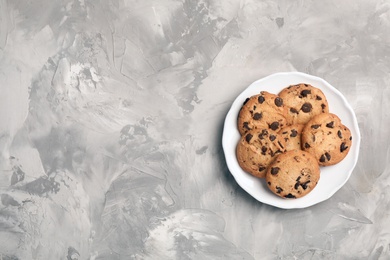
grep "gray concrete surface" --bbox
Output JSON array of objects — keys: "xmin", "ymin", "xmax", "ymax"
[{"xmin": 0, "ymin": 0, "xmax": 389, "ymax": 259}]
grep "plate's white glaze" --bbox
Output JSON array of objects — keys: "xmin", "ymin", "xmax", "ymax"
[{"xmin": 222, "ymin": 72, "xmax": 361, "ymax": 209}]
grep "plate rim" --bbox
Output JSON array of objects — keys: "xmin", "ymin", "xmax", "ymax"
[{"xmin": 222, "ymin": 71, "xmax": 361, "ymax": 209}]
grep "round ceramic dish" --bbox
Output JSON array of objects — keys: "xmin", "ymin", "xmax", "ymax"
[{"xmin": 222, "ymin": 72, "xmax": 360, "ymax": 209}]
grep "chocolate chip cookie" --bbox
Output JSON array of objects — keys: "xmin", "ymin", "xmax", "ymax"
[
  {"xmin": 236, "ymin": 129, "xmax": 286, "ymax": 178},
  {"xmin": 238, "ymin": 91, "xmax": 287, "ymax": 135},
  {"xmin": 301, "ymin": 113, "xmax": 352, "ymax": 166},
  {"xmin": 266, "ymin": 150, "xmax": 320, "ymax": 199},
  {"xmin": 278, "ymin": 124, "xmax": 304, "ymax": 151},
  {"xmin": 278, "ymin": 83, "xmax": 329, "ymax": 125}
]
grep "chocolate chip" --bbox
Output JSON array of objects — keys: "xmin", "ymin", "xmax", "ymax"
[
  {"xmin": 282, "ymin": 131, "xmax": 288, "ymax": 134},
  {"xmin": 261, "ymin": 146, "xmax": 267, "ymax": 155},
  {"xmin": 290, "ymin": 129, "xmax": 297, "ymax": 137},
  {"xmin": 300, "ymin": 89, "xmax": 311, "ymax": 97},
  {"xmin": 301, "ymin": 180, "xmax": 310, "ymax": 190},
  {"xmin": 326, "ymin": 121, "xmax": 334, "ymax": 128},
  {"xmin": 253, "ymin": 105, "xmax": 257, "ymax": 110},
  {"xmin": 340, "ymin": 142, "xmax": 348, "ymax": 152},
  {"xmin": 259, "ymin": 129, "xmax": 268, "ymax": 139},
  {"xmin": 253, "ymin": 112, "xmax": 262, "ymax": 120},
  {"xmin": 301, "ymin": 103, "xmax": 312, "ymax": 113},
  {"xmin": 337, "ymin": 130, "xmax": 342, "ymax": 138},
  {"xmin": 290, "ymin": 108, "xmax": 299, "ymax": 114},
  {"xmin": 294, "ymin": 182, "xmax": 300, "ymax": 190},
  {"xmin": 269, "ymin": 135, "xmax": 276, "ymax": 141},
  {"xmin": 259, "ymin": 166, "xmax": 266, "ymax": 171},
  {"xmin": 296, "ymin": 176, "xmax": 301, "ymax": 181},
  {"xmin": 320, "ymin": 154, "xmax": 326, "ymax": 162},
  {"xmin": 274, "ymin": 97, "xmax": 283, "ymax": 107},
  {"xmin": 350, "ymin": 136, "xmax": 352, "ymax": 140},
  {"xmin": 270, "ymin": 122, "xmax": 279, "ymax": 131},
  {"xmin": 243, "ymin": 98, "xmax": 250, "ymax": 105},
  {"xmin": 325, "ymin": 152, "xmax": 331, "ymax": 161},
  {"xmin": 285, "ymin": 193, "xmax": 296, "ymax": 198},
  {"xmin": 270, "ymin": 167, "xmax": 280, "ymax": 175},
  {"xmin": 304, "ymin": 143, "xmax": 310, "ymax": 148},
  {"xmin": 245, "ymin": 133, "xmax": 253, "ymax": 143},
  {"xmin": 276, "ymin": 186, "xmax": 283, "ymax": 193},
  {"xmin": 312, "ymin": 134, "xmax": 316, "ymax": 142},
  {"xmin": 321, "ymin": 103, "xmax": 326, "ymax": 110},
  {"xmin": 267, "ymin": 182, "xmax": 271, "ymax": 185},
  {"xmin": 258, "ymin": 95, "xmax": 265, "ymax": 104},
  {"xmin": 278, "ymin": 141, "xmax": 284, "ymax": 149},
  {"xmin": 284, "ymin": 137, "xmax": 288, "ymax": 142},
  {"xmin": 274, "ymin": 149, "xmax": 282, "ymax": 155},
  {"xmin": 243, "ymin": 122, "xmax": 250, "ymax": 130},
  {"xmin": 316, "ymin": 95, "xmax": 322, "ymax": 100},
  {"xmin": 311, "ymin": 124, "xmax": 321, "ymax": 129}
]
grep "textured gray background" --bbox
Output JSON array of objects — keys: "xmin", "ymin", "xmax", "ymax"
[{"xmin": 0, "ymin": 0, "xmax": 389, "ymax": 259}]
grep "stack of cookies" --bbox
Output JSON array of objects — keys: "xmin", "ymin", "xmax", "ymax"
[{"xmin": 236, "ymin": 83, "xmax": 352, "ymax": 199}]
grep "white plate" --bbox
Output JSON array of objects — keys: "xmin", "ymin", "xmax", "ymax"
[{"xmin": 222, "ymin": 72, "xmax": 361, "ymax": 209}]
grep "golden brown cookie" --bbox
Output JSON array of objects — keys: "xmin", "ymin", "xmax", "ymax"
[
  {"xmin": 237, "ymin": 91, "xmax": 287, "ymax": 135},
  {"xmin": 236, "ymin": 129, "xmax": 286, "ymax": 178},
  {"xmin": 278, "ymin": 124, "xmax": 304, "ymax": 151},
  {"xmin": 279, "ymin": 83, "xmax": 329, "ymax": 125},
  {"xmin": 301, "ymin": 113, "xmax": 352, "ymax": 166},
  {"xmin": 266, "ymin": 150, "xmax": 320, "ymax": 199}
]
